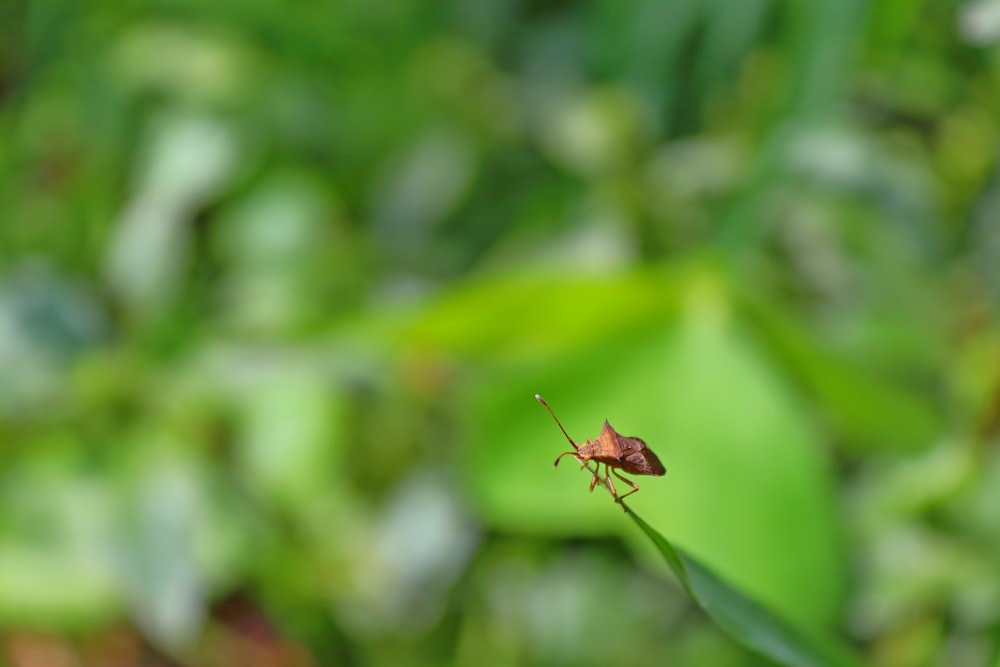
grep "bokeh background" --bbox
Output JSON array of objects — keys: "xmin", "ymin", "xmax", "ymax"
[{"xmin": 3, "ymin": 1, "xmax": 1000, "ymax": 665}]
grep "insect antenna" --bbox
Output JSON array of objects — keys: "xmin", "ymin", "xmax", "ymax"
[
  {"xmin": 552, "ymin": 450, "xmax": 581, "ymax": 468},
  {"xmin": 535, "ymin": 394, "xmax": 579, "ymax": 451}
]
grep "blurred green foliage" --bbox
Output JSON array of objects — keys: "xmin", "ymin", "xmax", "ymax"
[{"xmin": 2, "ymin": 0, "xmax": 1000, "ymax": 665}]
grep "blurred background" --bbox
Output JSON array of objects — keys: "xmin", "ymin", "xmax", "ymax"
[{"xmin": 2, "ymin": 1, "xmax": 1000, "ymax": 665}]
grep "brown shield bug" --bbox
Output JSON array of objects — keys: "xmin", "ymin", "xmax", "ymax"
[{"xmin": 535, "ymin": 394, "xmax": 665, "ymax": 508}]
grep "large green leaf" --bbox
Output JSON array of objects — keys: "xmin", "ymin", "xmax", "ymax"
[
  {"xmin": 401, "ymin": 269, "xmax": 678, "ymax": 362},
  {"xmin": 628, "ymin": 510, "xmax": 861, "ymax": 667},
  {"xmin": 739, "ymin": 291, "xmax": 942, "ymax": 451},
  {"xmin": 464, "ymin": 271, "xmax": 845, "ymax": 629},
  {"xmin": 0, "ymin": 455, "xmax": 119, "ymax": 628}
]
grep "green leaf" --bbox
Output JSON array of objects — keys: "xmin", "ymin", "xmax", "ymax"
[
  {"xmin": 0, "ymin": 464, "xmax": 119, "ymax": 629},
  {"xmin": 119, "ymin": 448, "xmax": 208, "ymax": 652},
  {"xmin": 739, "ymin": 291, "xmax": 942, "ymax": 452},
  {"xmin": 401, "ymin": 269, "xmax": 678, "ymax": 362},
  {"xmin": 234, "ymin": 364, "xmax": 346, "ymax": 508},
  {"xmin": 465, "ymin": 269, "xmax": 846, "ymax": 629},
  {"xmin": 628, "ymin": 510, "xmax": 862, "ymax": 667}
]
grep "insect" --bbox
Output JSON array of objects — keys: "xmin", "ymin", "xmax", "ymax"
[{"xmin": 535, "ymin": 394, "xmax": 665, "ymax": 508}]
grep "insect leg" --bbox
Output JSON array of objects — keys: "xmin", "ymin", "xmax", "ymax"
[
  {"xmin": 605, "ymin": 466, "xmax": 618, "ymax": 498},
  {"xmin": 611, "ymin": 468, "xmax": 640, "ymax": 500},
  {"xmin": 589, "ymin": 463, "xmax": 601, "ymax": 492}
]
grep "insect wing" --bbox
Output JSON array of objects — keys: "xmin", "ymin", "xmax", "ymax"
[
  {"xmin": 599, "ymin": 422, "xmax": 666, "ymax": 476},
  {"xmin": 624, "ymin": 447, "xmax": 666, "ymax": 475}
]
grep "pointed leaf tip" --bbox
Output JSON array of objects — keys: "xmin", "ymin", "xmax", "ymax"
[{"xmin": 626, "ymin": 511, "xmax": 862, "ymax": 667}]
